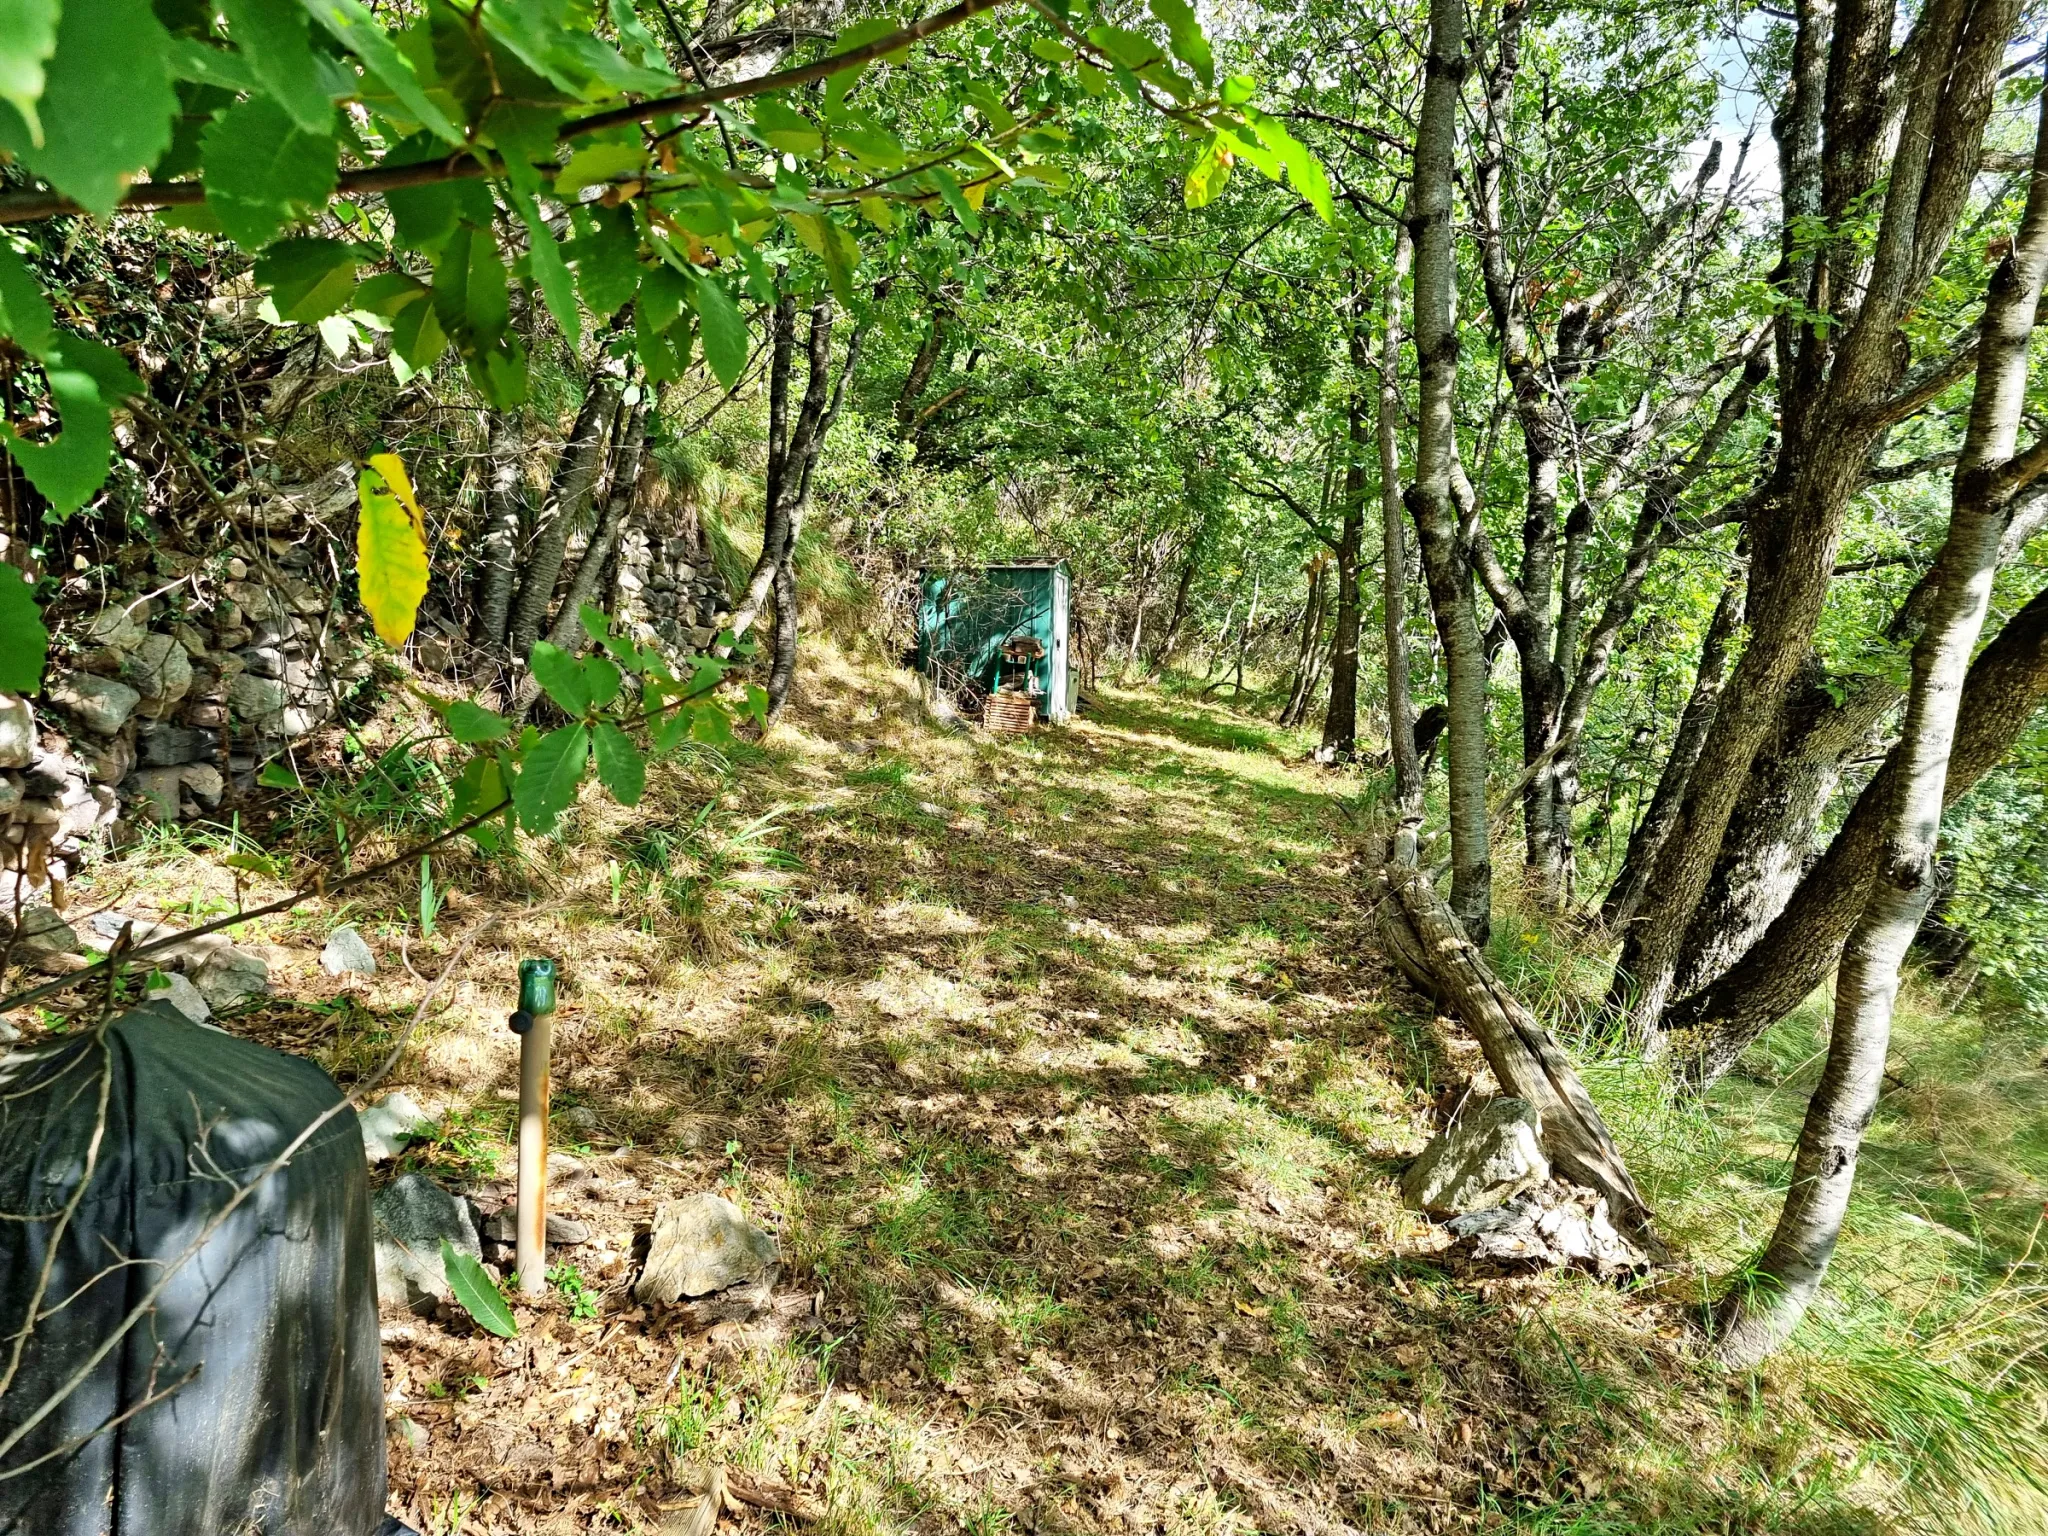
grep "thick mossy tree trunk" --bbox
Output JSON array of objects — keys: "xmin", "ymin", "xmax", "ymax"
[
  {"xmin": 1403, "ymin": 0, "xmax": 1489, "ymax": 941},
  {"xmin": 1601, "ymin": 558, "xmax": 1746, "ymax": 935},
  {"xmin": 1713, "ymin": 86, "xmax": 2048, "ymax": 1369},
  {"xmin": 1670, "ymin": 662, "xmax": 1899, "ymax": 996},
  {"xmin": 1666, "ymin": 580, "xmax": 2048, "ymax": 1087},
  {"xmin": 1611, "ymin": 0, "xmax": 2019, "ymax": 1032}
]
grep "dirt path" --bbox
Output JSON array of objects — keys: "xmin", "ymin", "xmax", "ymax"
[{"xmin": 210, "ymin": 655, "xmax": 1703, "ymax": 1535}]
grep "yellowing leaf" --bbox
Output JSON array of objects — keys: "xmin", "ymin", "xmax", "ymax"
[{"xmin": 357, "ymin": 452, "xmax": 430, "ymax": 646}]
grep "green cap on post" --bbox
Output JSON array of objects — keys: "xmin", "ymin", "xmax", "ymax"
[{"xmin": 518, "ymin": 957, "xmax": 558, "ymax": 1016}]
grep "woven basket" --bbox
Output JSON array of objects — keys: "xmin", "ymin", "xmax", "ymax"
[{"xmin": 983, "ymin": 691, "xmax": 1037, "ymax": 737}]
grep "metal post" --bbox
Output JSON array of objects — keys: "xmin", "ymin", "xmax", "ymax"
[{"xmin": 507, "ymin": 958, "xmax": 558, "ymax": 1298}]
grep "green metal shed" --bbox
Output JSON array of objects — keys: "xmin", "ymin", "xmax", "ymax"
[{"xmin": 916, "ymin": 560, "xmax": 1074, "ymax": 723}]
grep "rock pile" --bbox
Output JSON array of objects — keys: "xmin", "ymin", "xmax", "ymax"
[
  {"xmin": 1444, "ymin": 1184, "xmax": 1652, "ymax": 1278},
  {"xmin": 3, "ymin": 477, "xmax": 373, "ymax": 904},
  {"xmin": 3, "ymin": 462, "xmax": 738, "ymax": 916},
  {"xmin": 614, "ymin": 524, "xmax": 735, "ymax": 657}
]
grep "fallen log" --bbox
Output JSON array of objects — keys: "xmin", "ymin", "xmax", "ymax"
[{"xmin": 1372, "ymin": 856, "xmax": 1659, "ymax": 1245}]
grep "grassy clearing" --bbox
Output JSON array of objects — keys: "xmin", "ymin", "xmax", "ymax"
[{"xmin": 39, "ymin": 638, "xmax": 2048, "ymax": 1534}]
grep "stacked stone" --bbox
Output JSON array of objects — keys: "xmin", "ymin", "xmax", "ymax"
[
  {"xmin": 3, "ymin": 479, "xmax": 374, "ymax": 903},
  {"xmin": 614, "ymin": 527, "xmax": 735, "ymax": 656}
]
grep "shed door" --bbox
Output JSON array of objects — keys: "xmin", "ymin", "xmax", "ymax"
[{"xmin": 1051, "ymin": 569, "xmax": 1070, "ymax": 721}]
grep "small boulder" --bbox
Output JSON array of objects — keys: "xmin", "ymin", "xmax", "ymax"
[
  {"xmin": 137, "ymin": 721, "xmax": 210, "ymax": 767},
  {"xmin": 5, "ymin": 905, "xmax": 80, "ymax": 956},
  {"xmin": 126, "ymin": 766, "xmax": 186, "ymax": 823},
  {"xmin": 321, "ymin": 924, "xmax": 378, "ymax": 976},
  {"xmin": 193, "ymin": 943, "xmax": 269, "ymax": 1010},
  {"xmin": 47, "ymin": 673, "xmax": 141, "ymax": 736},
  {"xmin": 179, "ymin": 763, "xmax": 225, "ymax": 811},
  {"xmin": 1401, "ymin": 1097, "xmax": 1548, "ymax": 1217},
  {"xmin": 372, "ymin": 1173, "xmax": 482, "ymax": 1312},
  {"xmin": 1444, "ymin": 1183, "xmax": 1650, "ymax": 1278},
  {"xmin": 635, "ymin": 1192, "xmax": 778, "ymax": 1303},
  {"xmin": 123, "ymin": 632, "xmax": 193, "ymax": 705},
  {"xmin": 0, "ymin": 695, "xmax": 32, "ymax": 769},
  {"xmin": 359, "ymin": 1090, "xmax": 435, "ymax": 1163},
  {"xmin": 81, "ymin": 605, "xmax": 146, "ymax": 653},
  {"xmin": 146, "ymin": 971, "xmax": 214, "ymax": 1026}
]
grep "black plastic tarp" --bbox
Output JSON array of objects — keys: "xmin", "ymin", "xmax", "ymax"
[{"xmin": 0, "ymin": 1002, "xmax": 387, "ymax": 1535}]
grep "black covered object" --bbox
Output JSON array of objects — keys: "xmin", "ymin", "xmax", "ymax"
[{"xmin": 0, "ymin": 1003, "xmax": 387, "ymax": 1534}]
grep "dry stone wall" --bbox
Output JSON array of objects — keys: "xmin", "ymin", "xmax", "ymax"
[{"xmin": 2, "ymin": 464, "xmax": 736, "ymax": 920}]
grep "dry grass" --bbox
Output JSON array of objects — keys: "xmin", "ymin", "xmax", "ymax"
[{"xmin": 13, "ymin": 635, "xmax": 2013, "ymax": 1535}]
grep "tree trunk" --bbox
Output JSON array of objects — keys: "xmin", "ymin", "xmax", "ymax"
[
  {"xmin": 1381, "ymin": 228, "xmax": 1423, "ymax": 852},
  {"xmin": 1610, "ymin": 0, "xmax": 2017, "ymax": 1032},
  {"xmin": 1669, "ymin": 581, "xmax": 2048, "ymax": 1085},
  {"xmin": 542, "ymin": 395, "xmax": 650, "ymax": 653},
  {"xmin": 472, "ymin": 408, "xmax": 527, "ymax": 648},
  {"xmin": 1713, "ymin": 83, "xmax": 2048, "ymax": 1368},
  {"xmin": 1279, "ymin": 558, "xmax": 1326, "ymax": 727},
  {"xmin": 507, "ymin": 355, "xmax": 626, "ymax": 662},
  {"xmin": 1670, "ymin": 661, "xmax": 1896, "ymax": 995},
  {"xmin": 1374, "ymin": 857, "xmax": 1657, "ymax": 1240},
  {"xmin": 766, "ymin": 557, "xmax": 800, "ymax": 718},
  {"xmin": 1319, "ymin": 400, "xmax": 1366, "ymax": 758},
  {"xmin": 1403, "ymin": 0, "xmax": 1487, "ymax": 940},
  {"xmin": 1602, "ymin": 559, "xmax": 1747, "ymax": 935},
  {"xmin": 729, "ymin": 294, "xmax": 804, "ymax": 645}
]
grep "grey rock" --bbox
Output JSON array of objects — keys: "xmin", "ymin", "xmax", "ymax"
[
  {"xmin": 6, "ymin": 904, "xmax": 79, "ymax": 956},
  {"xmin": 47, "ymin": 673, "xmax": 141, "ymax": 735},
  {"xmin": 556, "ymin": 1105, "xmax": 598, "ymax": 1133},
  {"xmin": 1445, "ymin": 1183, "xmax": 1649, "ymax": 1278},
  {"xmin": 416, "ymin": 635, "xmax": 456, "ymax": 674},
  {"xmin": 635, "ymin": 1192, "xmax": 779, "ymax": 1303},
  {"xmin": 389, "ymin": 1415, "xmax": 428, "ymax": 1454},
  {"xmin": 359, "ymin": 1090, "xmax": 435, "ymax": 1162},
  {"xmin": 0, "ymin": 695, "xmax": 32, "ymax": 768},
  {"xmin": 123, "ymin": 633, "xmax": 193, "ymax": 704},
  {"xmin": 193, "ymin": 944, "xmax": 269, "ymax": 1010},
  {"xmin": 227, "ymin": 672, "xmax": 287, "ymax": 722},
  {"xmin": 1401, "ymin": 1097, "xmax": 1549, "ymax": 1217},
  {"xmin": 225, "ymin": 581, "xmax": 286, "ymax": 623},
  {"xmin": 0, "ymin": 1019, "xmax": 18, "ymax": 1046},
  {"xmin": 322, "ymin": 923, "xmax": 377, "ymax": 976},
  {"xmin": 126, "ymin": 766, "xmax": 186, "ymax": 824},
  {"xmin": 81, "ymin": 605, "xmax": 146, "ymax": 652},
  {"xmin": 138, "ymin": 721, "xmax": 210, "ymax": 767},
  {"xmin": 179, "ymin": 762, "xmax": 224, "ymax": 810},
  {"xmin": 171, "ymin": 622, "xmax": 212, "ymax": 657},
  {"xmin": 0, "ymin": 773, "xmax": 21, "ymax": 814},
  {"xmin": 241, "ymin": 645, "xmax": 287, "ymax": 680},
  {"xmin": 146, "ymin": 971, "xmax": 213, "ymax": 1026},
  {"xmin": 373, "ymin": 1173, "xmax": 483, "ymax": 1312},
  {"xmin": 82, "ymin": 731, "xmax": 135, "ymax": 787}
]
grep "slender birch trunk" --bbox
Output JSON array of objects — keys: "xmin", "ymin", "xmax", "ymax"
[{"xmin": 1715, "ymin": 90, "xmax": 2048, "ymax": 1368}]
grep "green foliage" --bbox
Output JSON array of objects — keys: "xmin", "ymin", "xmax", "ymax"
[
  {"xmin": 548, "ymin": 1260, "xmax": 600, "ymax": 1320},
  {"xmin": 0, "ymin": 0, "xmax": 1317, "ymax": 523},
  {"xmin": 441, "ymin": 1239, "xmax": 518, "ymax": 1337},
  {"xmin": 0, "ymin": 562, "xmax": 48, "ymax": 693}
]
